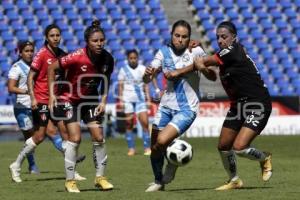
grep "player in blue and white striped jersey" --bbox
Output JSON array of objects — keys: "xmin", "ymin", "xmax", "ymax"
[
  {"xmin": 118, "ymin": 49, "xmax": 152, "ymax": 156},
  {"xmin": 143, "ymin": 20, "xmax": 217, "ymax": 192},
  {"xmin": 7, "ymin": 41, "xmax": 39, "ymax": 176}
]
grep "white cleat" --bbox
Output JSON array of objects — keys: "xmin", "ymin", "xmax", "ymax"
[
  {"xmin": 74, "ymin": 171, "xmax": 86, "ymax": 181},
  {"xmin": 145, "ymin": 182, "xmax": 164, "ymax": 192},
  {"xmin": 9, "ymin": 162, "xmax": 22, "ymax": 183},
  {"xmin": 163, "ymin": 162, "xmax": 178, "ymax": 184}
]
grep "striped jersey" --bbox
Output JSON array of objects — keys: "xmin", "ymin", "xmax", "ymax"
[{"xmin": 150, "ymin": 46, "xmax": 206, "ymax": 112}]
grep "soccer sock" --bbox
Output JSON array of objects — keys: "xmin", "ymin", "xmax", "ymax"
[
  {"xmin": 64, "ymin": 141, "xmax": 78, "ymax": 180},
  {"xmin": 219, "ymin": 150, "xmax": 238, "ymax": 181},
  {"xmin": 93, "ymin": 141, "xmax": 107, "ymax": 177},
  {"xmin": 26, "ymin": 152, "xmax": 36, "ymax": 168},
  {"xmin": 235, "ymin": 147, "xmax": 267, "ymax": 161},
  {"xmin": 48, "ymin": 134, "xmax": 64, "ymax": 153},
  {"xmin": 62, "ymin": 140, "xmax": 67, "ymax": 152},
  {"xmin": 15, "ymin": 137, "xmax": 37, "ymax": 168},
  {"xmin": 125, "ymin": 131, "xmax": 135, "ymax": 149},
  {"xmin": 150, "ymin": 153, "xmax": 164, "ymax": 183},
  {"xmin": 142, "ymin": 130, "xmax": 151, "ymax": 149}
]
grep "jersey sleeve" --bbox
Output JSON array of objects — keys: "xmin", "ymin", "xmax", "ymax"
[
  {"xmin": 118, "ymin": 68, "xmax": 125, "ymax": 81},
  {"xmin": 192, "ymin": 46, "xmax": 207, "ymax": 57},
  {"xmin": 8, "ymin": 64, "xmax": 20, "ymax": 80},
  {"xmin": 59, "ymin": 51, "xmax": 78, "ymax": 69},
  {"xmin": 31, "ymin": 50, "xmax": 44, "ymax": 71},
  {"xmin": 150, "ymin": 50, "xmax": 163, "ymax": 69},
  {"xmin": 215, "ymin": 45, "xmax": 236, "ymax": 65}
]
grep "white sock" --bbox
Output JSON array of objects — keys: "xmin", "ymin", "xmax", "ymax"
[
  {"xmin": 235, "ymin": 147, "xmax": 266, "ymax": 161},
  {"xmin": 62, "ymin": 140, "xmax": 67, "ymax": 153},
  {"xmin": 15, "ymin": 138, "xmax": 37, "ymax": 168},
  {"xmin": 93, "ymin": 141, "xmax": 107, "ymax": 177},
  {"xmin": 64, "ymin": 141, "xmax": 79, "ymax": 180},
  {"xmin": 219, "ymin": 150, "xmax": 239, "ymax": 181}
]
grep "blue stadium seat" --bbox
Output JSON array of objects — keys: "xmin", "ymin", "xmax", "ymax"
[
  {"xmin": 60, "ymin": 0, "xmax": 73, "ymax": 10},
  {"xmin": 265, "ymin": 0, "xmax": 277, "ymax": 10},
  {"xmin": 192, "ymin": 0, "xmax": 205, "ymax": 10},
  {"xmin": 119, "ymin": 31, "xmax": 131, "ymax": 40},
  {"xmin": 285, "ymin": 38, "xmax": 297, "ymax": 49},
  {"xmin": 202, "ymin": 19, "xmax": 214, "ymax": 31},
  {"xmin": 110, "ymin": 10, "xmax": 123, "ymax": 21},
  {"xmin": 75, "ymin": 0, "xmax": 87, "ymax": 11},
  {"xmin": 151, "ymin": 40, "xmax": 162, "ymax": 50},
  {"xmin": 250, "ymin": 0, "xmax": 263, "ymax": 10},
  {"xmin": 105, "ymin": 30, "xmax": 118, "ymax": 41},
  {"xmin": 245, "ymin": 19, "xmax": 259, "ymax": 30},
  {"xmin": 148, "ymin": 0, "xmax": 161, "ymax": 10},
  {"xmin": 152, "ymin": 9, "xmax": 166, "ymax": 21},
  {"xmin": 31, "ymin": 0, "xmax": 43, "ymax": 11},
  {"xmin": 227, "ymin": 8, "xmax": 239, "ymax": 20},
  {"xmin": 124, "ymin": 10, "xmax": 137, "ymax": 21},
  {"xmin": 138, "ymin": 10, "xmax": 152, "ymax": 21},
  {"xmin": 196, "ymin": 10, "xmax": 210, "ymax": 21},
  {"xmin": 46, "ymin": 0, "xmax": 58, "ymax": 11},
  {"xmin": 31, "ymin": 30, "xmax": 44, "ymax": 41},
  {"xmin": 16, "ymin": 31, "xmax": 29, "ymax": 41},
  {"xmin": 1, "ymin": 31, "xmax": 14, "ymax": 42},
  {"xmin": 286, "ymin": 68, "xmax": 299, "ymax": 79},
  {"xmin": 137, "ymin": 41, "xmax": 150, "ymax": 51},
  {"xmin": 128, "ymin": 20, "xmax": 141, "ymax": 31},
  {"xmin": 156, "ymin": 19, "xmax": 169, "ymax": 31},
  {"xmin": 101, "ymin": 21, "xmax": 113, "ymax": 32},
  {"xmin": 274, "ymin": 19, "xmax": 287, "ymax": 30},
  {"xmin": 105, "ymin": 1, "xmax": 118, "ymax": 11},
  {"xmin": 207, "ymin": 0, "xmax": 220, "ymax": 10},
  {"xmin": 4, "ymin": 41, "xmax": 17, "ymax": 52},
  {"xmin": 115, "ymin": 21, "xmax": 128, "ymax": 32},
  {"xmin": 95, "ymin": 10, "xmax": 108, "ymax": 21},
  {"xmin": 222, "ymin": 0, "xmax": 234, "ymax": 10},
  {"xmin": 2, "ymin": 1, "xmax": 14, "ymax": 10},
  {"xmin": 122, "ymin": 40, "xmax": 136, "ymax": 50},
  {"xmin": 65, "ymin": 9, "xmax": 78, "ymax": 21},
  {"xmin": 119, "ymin": 0, "xmax": 132, "ymax": 10},
  {"xmin": 280, "ymin": 0, "xmax": 292, "ymax": 9},
  {"xmin": 241, "ymin": 8, "xmax": 253, "ymax": 20},
  {"xmin": 16, "ymin": 1, "xmax": 29, "ymax": 11},
  {"xmin": 6, "ymin": 10, "xmax": 19, "ymax": 21},
  {"xmin": 132, "ymin": 30, "xmax": 146, "ymax": 41},
  {"xmin": 269, "ymin": 8, "xmax": 281, "ymax": 19},
  {"xmin": 80, "ymin": 10, "xmax": 93, "ymax": 23},
  {"xmin": 270, "ymin": 38, "xmax": 282, "ymax": 50},
  {"xmin": 211, "ymin": 9, "xmax": 224, "ymax": 21},
  {"xmin": 260, "ymin": 19, "xmax": 273, "ymax": 30},
  {"xmin": 65, "ymin": 41, "xmax": 77, "ymax": 52},
  {"xmin": 143, "ymin": 21, "xmax": 156, "ymax": 31}
]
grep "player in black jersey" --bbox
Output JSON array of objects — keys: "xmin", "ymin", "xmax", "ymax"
[{"xmin": 194, "ymin": 21, "xmax": 272, "ymax": 190}]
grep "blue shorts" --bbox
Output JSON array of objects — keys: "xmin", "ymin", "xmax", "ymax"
[
  {"xmin": 124, "ymin": 102, "xmax": 148, "ymax": 114},
  {"xmin": 14, "ymin": 103, "xmax": 33, "ymax": 131},
  {"xmin": 153, "ymin": 106, "xmax": 197, "ymax": 135}
]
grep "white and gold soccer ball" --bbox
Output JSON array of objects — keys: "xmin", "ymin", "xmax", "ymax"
[{"xmin": 166, "ymin": 139, "xmax": 193, "ymax": 166}]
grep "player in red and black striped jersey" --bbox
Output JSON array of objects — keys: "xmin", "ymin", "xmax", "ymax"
[
  {"xmin": 48, "ymin": 20, "xmax": 114, "ymax": 193},
  {"xmin": 194, "ymin": 21, "xmax": 272, "ymax": 190}
]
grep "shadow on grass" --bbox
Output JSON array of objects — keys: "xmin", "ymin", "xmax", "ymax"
[
  {"xmin": 167, "ymin": 186, "xmax": 273, "ymax": 192},
  {"xmin": 56, "ymin": 188, "xmax": 120, "ymax": 193},
  {"xmin": 36, "ymin": 177, "xmax": 65, "ymax": 181}
]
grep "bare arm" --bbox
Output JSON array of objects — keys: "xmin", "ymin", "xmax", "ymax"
[
  {"xmin": 27, "ymin": 69, "xmax": 38, "ymax": 109},
  {"xmin": 164, "ymin": 63, "xmax": 194, "ymax": 80},
  {"xmin": 143, "ymin": 67, "xmax": 157, "ymax": 83},
  {"xmin": 8, "ymin": 79, "xmax": 28, "ymax": 94},
  {"xmin": 201, "ymin": 67, "xmax": 217, "ymax": 81},
  {"xmin": 47, "ymin": 60, "xmax": 60, "ymax": 111},
  {"xmin": 143, "ymin": 83, "xmax": 151, "ymax": 102}
]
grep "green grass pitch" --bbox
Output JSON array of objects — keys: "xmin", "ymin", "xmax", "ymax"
[{"xmin": 1, "ymin": 135, "xmax": 300, "ymax": 200}]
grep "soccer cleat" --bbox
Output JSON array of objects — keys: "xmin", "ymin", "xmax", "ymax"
[
  {"xmin": 127, "ymin": 149, "xmax": 136, "ymax": 156},
  {"xmin": 162, "ymin": 162, "xmax": 178, "ymax": 184},
  {"xmin": 94, "ymin": 176, "xmax": 114, "ymax": 190},
  {"xmin": 65, "ymin": 180, "xmax": 80, "ymax": 193},
  {"xmin": 74, "ymin": 171, "xmax": 87, "ymax": 181},
  {"xmin": 260, "ymin": 152, "xmax": 272, "ymax": 181},
  {"xmin": 29, "ymin": 165, "xmax": 40, "ymax": 174},
  {"xmin": 9, "ymin": 162, "xmax": 22, "ymax": 183},
  {"xmin": 215, "ymin": 178, "xmax": 243, "ymax": 190},
  {"xmin": 144, "ymin": 148, "xmax": 151, "ymax": 156},
  {"xmin": 76, "ymin": 155, "xmax": 86, "ymax": 163},
  {"xmin": 145, "ymin": 182, "xmax": 165, "ymax": 192}
]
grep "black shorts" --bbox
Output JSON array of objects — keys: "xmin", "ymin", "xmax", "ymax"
[
  {"xmin": 32, "ymin": 103, "xmax": 65, "ymax": 127},
  {"xmin": 63, "ymin": 102, "xmax": 104, "ymax": 125},
  {"xmin": 32, "ymin": 103, "xmax": 50, "ymax": 127},
  {"xmin": 223, "ymin": 102, "xmax": 272, "ymax": 134}
]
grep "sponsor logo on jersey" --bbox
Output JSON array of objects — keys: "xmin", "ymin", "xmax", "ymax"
[
  {"xmin": 182, "ymin": 54, "xmax": 190, "ymax": 62},
  {"xmin": 81, "ymin": 65, "xmax": 87, "ymax": 72},
  {"xmin": 66, "ymin": 110, "xmax": 73, "ymax": 119},
  {"xmin": 41, "ymin": 113, "xmax": 47, "ymax": 121},
  {"xmin": 219, "ymin": 48, "xmax": 231, "ymax": 57},
  {"xmin": 47, "ymin": 59, "xmax": 52, "ymax": 65}
]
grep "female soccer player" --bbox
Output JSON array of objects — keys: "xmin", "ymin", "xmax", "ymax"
[
  {"xmin": 143, "ymin": 20, "xmax": 216, "ymax": 192},
  {"xmin": 194, "ymin": 21, "xmax": 272, "ymax": 190},
  {"xmin": 48, "ymin": 20, "xmax": 114, "ymax": 193},
  {"xmin": 9, "ymin": 24, "xmax": 85, "ymax": 183},
  {"xmin": 118, "ymin": 49, "xmax": 151, "ymax": 156},
  {"xmin": 8, "ymin": 41, "xmax": 39, "ymax": 175}
]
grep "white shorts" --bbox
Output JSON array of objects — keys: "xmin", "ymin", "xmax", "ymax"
[{"xmin": 124, "ymin": 102, "xmax": 148, "ymax": 114}]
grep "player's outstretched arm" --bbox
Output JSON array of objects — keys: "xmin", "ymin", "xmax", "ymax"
[
  {"xmin": 27, "ymin": 69, "xmax": 38, "ymax": 110},
  {"xmin": 164, "ymin": 63, "xmax": 194, "ymax": 80}
]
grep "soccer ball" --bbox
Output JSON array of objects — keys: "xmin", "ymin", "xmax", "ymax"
[{"xmin": 166, "ymin": 139, "xmax": 193, "ymax": 166}]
